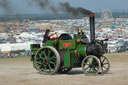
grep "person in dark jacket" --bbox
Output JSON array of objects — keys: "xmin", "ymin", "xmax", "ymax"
[{"xmin": 42, "ymin": 29, "xmax": 56, "ymax": 44}]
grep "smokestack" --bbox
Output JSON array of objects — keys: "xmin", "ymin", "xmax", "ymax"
[{"xmin": 89, "ymin": 14, "xmax": 95, "ymax": 43}]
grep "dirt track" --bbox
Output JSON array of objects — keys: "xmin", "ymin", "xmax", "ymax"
[{"xmin": 0, "ymin": 53, "xmax": 128, "ymax": 85}]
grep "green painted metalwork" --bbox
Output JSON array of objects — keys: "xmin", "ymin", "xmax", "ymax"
[
  {"xmin": 77, "ymin": 44, "xmax": 87, "ymax": 57},
  {"xmin": 64, "ymin": 53, "xmax": 71, "ymax": 67},
  {"xmin": 59, "ymin": 40, "xmax": 76, "ymax": 50},
  {"xmin": 44, "ymin": 40, "xmax": 57, "ymax": 47},
  {"xmin": 71, "ymin": 52, "xmax": 79, "ymax": 66},
  {"xmin": 30, "ymin": 44, "xmax": 40, "ymax": 57}
]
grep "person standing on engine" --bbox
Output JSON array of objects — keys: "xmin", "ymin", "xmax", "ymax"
[{"xmin": 42, "ymin": 29, "xmax": 57, "ymax": 45}]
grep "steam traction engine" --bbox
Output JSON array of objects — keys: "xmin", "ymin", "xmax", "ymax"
[{"xmin": 30, "ymin": 14, "xmax": 110, "ymax": 75}]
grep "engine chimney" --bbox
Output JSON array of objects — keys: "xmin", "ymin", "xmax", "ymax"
[{"xmin": 89, "ymin": 14, "xmax": 95, "ymax": 43}]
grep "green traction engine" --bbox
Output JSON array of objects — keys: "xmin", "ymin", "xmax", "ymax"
[{"xmin": 30, "ymin": 14, "xmax": 110, "ymax": 75}]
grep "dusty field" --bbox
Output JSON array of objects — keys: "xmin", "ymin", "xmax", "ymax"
[{"xmin": 0, "ymin": 53, "xmax": 128, "ymax": 85}]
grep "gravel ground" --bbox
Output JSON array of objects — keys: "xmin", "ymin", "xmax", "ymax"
[{"xmin": 0, "ymin": 53, "xmax": 128, "ymax": 85}]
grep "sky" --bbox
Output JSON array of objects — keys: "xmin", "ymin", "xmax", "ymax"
[{"xmin": 0, "ymin": 0, "xmax": 128, "ymax": 15}]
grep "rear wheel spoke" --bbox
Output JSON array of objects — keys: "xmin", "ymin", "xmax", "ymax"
[
  {"xmin": 36, "ymin": 61, "xmax": 42, "ymax": 65},
  {"xmin": 49, "ymin": 56, "xmax": 56, "ymax": 60},
  {"xmin": 39, "ymin": 54, "xmax": 44, "ymax": 59},
  {"xmin": 48, "ymin": 49, "xmax": 51, "ymax": 57},
  {"xmin": 42, "ymin": 51, "xmax": 47, "ymax": 58},
  {"xmin": 49, "ymin": 61, "xmax": 56, "ymax": 67},
  {"xmin": 43, "ymin": 64, "xmax": 48, "ymax": 71},
  {"xmin": 48, "ymin": 64, "xmax": 52, "ymax": 71}
]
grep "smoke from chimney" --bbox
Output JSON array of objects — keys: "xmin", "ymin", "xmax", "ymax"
[
  {"xmin": 60, "ymin": 2, "xmax": 93, "ymax": 16},
  {"xmin": 28, "ymin": 0, "xmax": 58, "ymax": 14},
  {"xmin": 0, "ymin": 0, "xmax": 94, "ymax": 18},
  {"xmin": 28, "ymin": 0, "xmax": 94, "ymax": 16},
  {"xmin": 29, "ymin": 0, "xmax": 49, "ymax": 9}
]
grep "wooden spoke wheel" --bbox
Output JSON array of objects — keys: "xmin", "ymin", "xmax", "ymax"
[
  {"xmin": 34, "ymin": 46, "xmax": 60, "ymax": 75},
  {"xmin": 99, "ymin": 55, "xmax": 110, "ymax": 74},
  {"xmin": 82, "ymin": 55, "xmax": 101, "ymax": 75}
]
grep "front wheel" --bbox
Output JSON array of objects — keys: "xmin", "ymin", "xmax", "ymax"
[
  {"xmin": 99, "ymin": 55, "xmax": 110, "ymax": 74},
  {"xmin": 82, "ymin": 55, "xmax": 101, "ymax": 75}
]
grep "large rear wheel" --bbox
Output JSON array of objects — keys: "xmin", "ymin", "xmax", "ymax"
[{"xmin": 34, "ymin": 46, "xmax": 60, "ymax": 75}]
